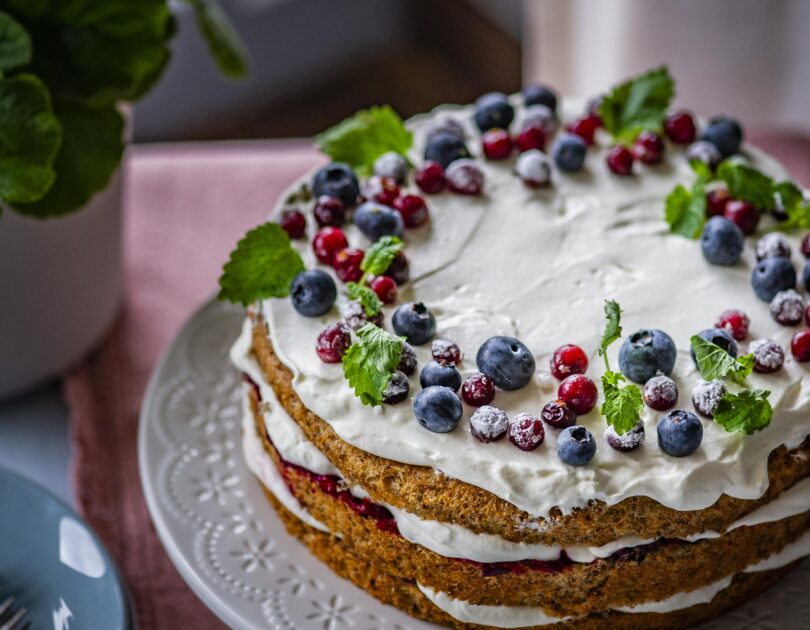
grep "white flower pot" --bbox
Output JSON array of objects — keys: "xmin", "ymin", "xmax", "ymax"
[{"xmin": 0, "ymin": 167, "xmax": 123, "ymax": 399}]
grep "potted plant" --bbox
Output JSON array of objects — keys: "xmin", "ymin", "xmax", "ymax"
[{"xmin": 0, "ymin": 0, "xmax": 247, "ymax": 398}]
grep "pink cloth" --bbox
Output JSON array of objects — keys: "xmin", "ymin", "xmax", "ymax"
[{"xmin": 64, "ymin": 141, "xmax": 324, "ymax": 629}]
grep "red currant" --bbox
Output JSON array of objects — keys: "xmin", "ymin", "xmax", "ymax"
[
  {"xmin": 664, "ymin": 111, "xmax": 697, "ymax": 144},
  {"xmin": 333, "ymin": 247, "xmax": 364, "ymax": 283},
  {"xmin": 549, "ymin": 344, "xmax": 589, "ymax": 380},
  {"xmin": 312, "ymin": 227, "xmax": 348, "ymax": 265},
  {"xmin": 394, "ymin": 194, "xmax": 430, "ymax": 228},
  {"xmin": 279, "ymin": 208, "xmax": 306, "ymax": 239},
  {"xmin": 606, "ymin": 145, "xmax": 634, "ymax": 175},
  {"xmin": 791, "ymin": 329, "xmax": 810, "ymax": 362},
  {"xmin": 567, "ymin": 115, "xmax": 600, "ymax": 146},
  {"xmin": 632, "ymin": 131, "xmax": 665, "ymax": 165},
  {"xmin": 415, "ymin": 161, "xmax": 447, "ymax": 194},
  {"xmin": 315, "ymin": 323, "xmax": 352, "ymax": 363},
  {"xmin": 706, "ymin": 189, "xmax": 731, "ymax": 217},
  {"xmin": 514, "ymin": 124, "xmax": 546, "ymax": 153},
  {"xmin": 557, "ymin": 374, "xmax": 598, "ymax": 415},
  {"xmin": 482, "ymin": 128, "xmax": 513, "ymax": 160},
  {"xmin": 461, "ymin": 373, "xmax": 495, "ymax": 407},
  {"xmin": 369, "ymin": 275, "xmax": 397, "ymax": 304},
  {"xmin": 724, "ymin": 200, "xmax": 759, "ymax": 235}
]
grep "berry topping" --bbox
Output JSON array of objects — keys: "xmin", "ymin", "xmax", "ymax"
[
  {"xmin": 415, "ymin": 161, "xmax": 447, "ymax": 194},
  {"xmin": 369, "ymin": 275, "xmax": 397, "ymax": 304},
  {"xmin": 515, "ymin": 150, "xmax": 552, "ymax": 188},
  {"xmin": 552, "ymin": 133, "xmax": 587, "ymax": 173},
  {"xmin": 691, "ymin": 328, "xmax": 738, "ymax": 364},
  {"xmin": 521, "ymin": 104, "xmax": 557, "ymax": 137},
  {"xmin": 290, "ymin": 270, "xmax": 337, "ymax": 317},
  {"xmin": 606, "ymin": 421, "xmax": 646, "ymax": 452},
  {"xmin": 333, "ymin": 247, "xmax": 365, "ymax": 283},
  {"xmin": 420, "ymin": 360, "xmax": 462, "ymax": 392},
  {"xmin": 752, "ymin": 257, "xmax": 796, "ymax": 302},
  {"xmin": 557, "ymin": 425, "xmax": 596, "ymax": 466},
  {"xmin": 714, "ymin": 309, "xmax": 750, "ymax": 341},
  {"xmin": 313, "ymin": 226, "xmax": 348, "ymax": 265},
  {"xmin": 618, "ymin": 329, "xmax": 677, "ymax": 384},
  {"xmin": 643, "ymin": 375, "xmax": 678, "ymax": 411},
  {"xmin": 341, "ymin": 300, "xmax": 383, "ymax": 331},
  {"xmin": 523, "ymin": 84, "xmax": 558, "ymax": 112},
  {"xmin": 657, "ymin": 410, "xmax": 703, "ymax": 457},
  {"xmin": 514, "ymin": 124, "xmax": 546, "ymax": 153},
  {"xmin": 361, "ymin": 175, "xmax": 400, "ymax": 206},
  {"xmin": 749, "ymin": 338, "xmax": 785, "ymax": 373},
  {"xmin": 755, "ymin": 233, "xmax": 791, "ymax": 261},
  {"xmin": 432, "ymin": 339, "xmax": 462, "ymax": 366},
  {"xmin": 315, "ymin": 323, "xmax": 352, "ymax": 363},
  {"xmin": 354, "ymin": 201, "xmax": 404, "ymax": 241},
  {"xmin": 792, "ymin": 330, "xmax": 810, "ymax": 362},
  {"xmin": 686, "ymin": 141, "xmax": 722, "ymax": 170},
  {"xmin": 566, "ymin": 115, "xmax": 600, "ymax": 146},
  {"xmin": 664, "ymin": 110, "xmax": 697, "ymax": 144},
  {"xmin": 508, "ymin": 413, "xmax": 545, "ymax": 451},
  {"xmin": 413, "ymin": 386, "xmax": 462, "ymax": 433},
  {"xmin": 557, "ymin": 374, "xmax": 598, "ymax": 415},
  {"xmin": 476, "ymin": 336, "xmax": 536, "ymax": 391},
  {"xmin": 474, "ymin": 92, "xmax": 515, "ymax": 132},
  {"xmin": 701, "ymin": 116, "xmax": 743, "ymax": 158},
  {"xmin": 803, "ymin": 260, "xmax": 810, "ymax": 293},
  {"xmin": 606, "ymin": 145, "xmax": 634, "ymax": 175},
  {"xmin": 446, "ymin": 159, "xmax": 484, "ymax": 196},
  {"xmin": 540, "ymin": 399, "xmax": 576, "ymax": 429},
  {"xmin": 373, "ymin": 152, "xmax": 408, "ymax": 184},
  {"xmin": 424, "ymin": 132, "xmax": 471, "ymax": 170},
  {"xmin": 313, "ymin": 196, "xmax": 346, "ymax": 227},
  {"xmin": 691, "ymin": 379, "xmax": 726, "ymax": 418},
  {"xmin": 461, "ymin": 373, "xmax": 496, "ymax": 407},
  {"xmin": 550, "ymin": 344, "xmax": 589, "ymax": 380},
  {"xmin": 382, "ymin": 370, "xmax": 410, "ymax": 404},
  {"xmin": 482, "ymin": 128, "xmax": 513, "ymax": 160},
  {"xmin": 397, "ymin": 342, "xmax": 418, "ymax": 376},
  {"xmin": 384, "ymin": 250, "xmax": 410, "ymax": 285},
  {"xmin": 705, "ymin": 189, "xmax": 731, "ymax": 217},
  {"xmin": 632, "ymin": 131, "xmax": 665, "ymax": 165},
  {"xmin": 279, "ymin": 208, "xmax": 306, "ymax": 239},
  {"xmin": 392, "ymin": 302, "xmax": 436, "ymax": 345},
  {"xmin": 701, "ymin": 216, "xmax": 743, "ymax": 266},
  {"xmin": 312, "ymin": 163, "xmax": 361, "ymax": 207},
  {"xmin": 770, "ymin": 289, "xmax": 804, "ymax": 326},
  {"xmin": 470, "ymin": 405, "xmax": 509, "ymax": 443},
  {"xmin": 394, "ymin": 194, "xmax": 430, "ymax": 228},
  {"xmin": 801, "ymin": 234, "xmax": 810, "ymax": 258},
  {"xmin": 723, "ymin": 199, "xmax": 759, "ymax": 235},
  {"xmin": 426, "ymin": 118, "xmax": 466, "ymax": 142}
]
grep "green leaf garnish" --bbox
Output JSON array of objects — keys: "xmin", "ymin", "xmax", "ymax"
[
  {"xmin": 600, "ymin": 299, "xmax": 622, "ymax": 365},
  {"xmin": 599, "ymin": 299, "xmax": 643, "ymax": 435},
  {"xmin": 689, "ymin": 158, "xmax": 713, "ymax": 180},
  {"xmin": 315, "ymin": 106, "xmax": 412, "ymax": 176},
  {"xmin": 713, "ymin": 389, "xmax": 773, "ymax": 434},
  {"xmin": 361, "ymin": 235, "xmax": 403, "ymax": 277},
  {"xmin": 184, "ymin": 0, "xmax": 249, "ymax": 79},
  {"xmin": 665, "ymin": 179, "xmax": 707, "ymax": 239},
  {"xmin": 342, "ymin": 323, "xmax": 404, "ymax": 406},
  {"xmin": 347, "ymin": 282, "xmax": 383, "ymax": 317},
  {"xmin": 598, "ymin": 66, "xmax": 675, "ymax": 144},
  {"xmin": 690, "ymin": 335, "xmax": 754, "ymax": 385},
  {"xmin": 715, "ymin": 161, "xmax": 775, "ymax": 211},
  {"xmin": 767, "ymin": 181, "xmax": 810, "ymax": 232},
  {"xmin": 218, "ymin": 223, "xmax": 305, "ymax": 306},
  {"xmin": 0, "ymin": 11, "xmax": 31, "ymax": 71}
]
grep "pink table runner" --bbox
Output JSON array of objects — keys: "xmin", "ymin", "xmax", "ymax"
[{"xmin": 64, "ymin": 134, "xmax": 808, "ymax": 629}]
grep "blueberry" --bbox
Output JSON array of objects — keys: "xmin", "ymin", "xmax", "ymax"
[
  {"xmin": 419, "ymin": 361, "xmax": 462, "ymax": 392},
  {"xmin": 618, "ymin": 329, "xmax": 677, "ymax": 384},
  {"xmin": 522, "ymin": 84, "xmax": 558, "ymax": 113},
  {"xmin": 657, "ymin": 410, "xmax": 703, "ymax": 457},
  {"xmin": 802, "ymin": 260, "xmax": 810, "ymax": 292},
  {"xmin": 474, "ymin": 92, "xmax": 515, "ymax": 132},
  {"xmin": 424, "ymin": 132, "xmax": 471, "ymax": 169},
  {"xmin": 413, "ymin": 386, "xmax": 462, "ymax": 433},
  {"xmin": 373, "ymin": 152, "xmax": 408, "ymax": 184},
  {"xmin": 751, "ymin": 257, "xmax": 796, "ymax": 302},
  {"xmin": 690, "ymin": 328, "xmax": 738, "ymax": 365},
  {"xmin": 354, "ymin": 201, "xmax": 404, "ymax": 241},
  {"xmin": 701, "ymin": 216, "xmax": 744, "ymax": 266},
  {"xmin": 476, "ymin": 336, "xmax": 536, "ymax": 391},
  {"xmin": 290, "ymin": 270, "xmax": 337, "ymax": 317},
  {"xmin": 552, "ymin": 134, "xmax": 587, "ymax": 173},
  {"xmin": 397, "ymin": 342, "xmax": 418, "ymax": 376},
  {"xmin": 701, "ymin": 116, "xmax": 743, "ymax": 158},
  {"xmin": 392, "ymin": 302, "xmax": 436, "ymax": 345},
  {"xmin": 557, "ymin": 425, "xmax": 596, "ymax": 466},
  {"xmin": 686, "ymin": 140, "xmax": 722, "ymax": 170},
  {"xmin": 382, "ymin": 370, "xmax": 410, "ymax": 404},
  {"xmin": 312, "ymin": 163, "xmax": 360, "ymax": 207}
]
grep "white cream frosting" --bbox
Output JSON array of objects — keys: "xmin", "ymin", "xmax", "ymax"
[{"xmin": 259, "ymin": 97, "xmax": 810, "ymax": 519}]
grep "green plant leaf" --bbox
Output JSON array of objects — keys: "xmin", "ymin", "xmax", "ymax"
[
  {"xmin": 218, "ymin": 222, "xmax": 305, "ymax": 306},
  {"xmin": 12, "ymin": 100, "xmax": 122, "ymax": 217},
  {"xmin": 0, "ymin": 10, "xmax": 31, "ymax": 70},
  {"xmin": 598, "ymin": 66, "xmax": 675, "ymax": 144},
  {"xmin": 347, "ymin": 282, "xmax": 383, "ymax": 317},
  {"xmin": 342, "ymin": 323, "xmax": 404, "ymax": 406},
  {"xmin": 713, "ymin": 389, "xmax": 773, "ymax": 434},
  {"xmin": 361, "ymin": 235, "xmax": 403, "ymax": 277},
  {"xmin": 184, "ymin": 0, "xmax": 249, "ymax": 79},
  {"xmin": 715, "ymin": 161, "xmax": 775, "ymax": 211},
  {"xmin": 665, "ymin": 180, "xmax": 706, "ymax": 239},
  {"xmin": 690, "ymin": 335, "xmax": 754, "ymax": 384},
  {"xmin": 0, "ymin": 74, "xmax": 60, "ymax": 204},
  {"xmin": 600, "ymin": 370, "xmax": 643, "ymax": 435},
  {"xmin": 600, "ymin": 299, "xmax": 622, "ymax": 362}
]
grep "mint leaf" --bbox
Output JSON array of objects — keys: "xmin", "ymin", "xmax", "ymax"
[
  {"xmin": 690, "ymin": 159, "xmax": 713, "ymax": 180},
  {"xmin": 713, "ymin": 389, "xmax": 773, "ymax": 434},
  {"xmin": 218, "ymin": 223, "xmax": 305, "ymax": 306},
  {"xmin": 600, "ymin": 370, "xmax": 643, "ymax": 435},
  {"xmin": 184, "ymin": 0, "xmax": 249, "ymax": 79},
  {"xmin": 0, "ymin": 11, "xmax": 31, "ymax": 71},
  {"xmin": 347, "ymin": 282, "xmax": 383, "ymax": 317},
  {"xmin": 690, "ymin": 335, "xmax": 754, "ymax": 384},
  {"xmin": 315, "ymin": 106, "xmax": 412, "ymax": 176},
  {"xmin": 361, "ymin": 236, "xmax": 403, "ymax": 277},
  {"xmin": 665, "ymin": 180, "xmax": 706, "ymax": 239},
  {"xmin": 600, "ymin": 299, "xmax": 622, "ymax": 361},
  {"xmin": 768, "ymin": 181, "xmax": 810, "ymax": 232},
  {"xmin": 716, "ymin": 161, "xmax": 775, "ymax": 211},
  {"xmin": 342, "ymin": 324, "xmax": 404, "ymax": 406},
  {"xmin": 598, "ymin": 66, "xmax": 675, "ymax": 143}
]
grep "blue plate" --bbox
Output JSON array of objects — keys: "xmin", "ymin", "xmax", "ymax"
[{"xmin": 0, "ymin": 466, "xmax": 133, "ymax": 629}]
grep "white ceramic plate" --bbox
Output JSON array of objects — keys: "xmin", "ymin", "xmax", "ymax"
[{"xmin": 139, "ymin": 298, "xmax": 809, "ymax": 630}]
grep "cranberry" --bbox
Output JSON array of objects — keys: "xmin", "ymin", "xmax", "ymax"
[
  {"xmin": 469, "ymin": 405, "xmax": 508, "ymax": 442},
  {"xmin": 643, "ymin": 375, "xmax": 678, "ymax": 411},
  {"xmin": 567, "ymin": 115, "xmax": 600, "ymax": 146},
  {"xmin": 664, "ymin": 111, "xmax": 697, "ymax": 144},
  {"xmin": 801, "ymin": 234, "xmax": 810, "ymax": 258},
  {"xmin": 313, "ymin": 196, "xmax": 346, "ymax": 227},
  {"xmin": 333, "ymin": 247, "xmax": 364, "ymax": 282},
  {"xmin": 514, "ymin": 124, "xmax": 546, "ymax": 153},
  {"xmin": 791, "ymin": 330, "xmax": 810, "ymax": 362},
  {"xmin": 362, "ymin": 175, "xmax": 399, "ymax": 206},
  {"xmin": 315, "ymin": 323, "xmax": 352, "ymax": 363},
  {"xmin": 606, "ymin": 145, "xmax": 634, "ymax": 175},
  {"xmin": 383, "ymin": 250, "xmax": 410, "ymax": 285},
  {"xmin": 415, "ymin": 161, "xmax": 447, "ymax": 194},
  {"xmin": 557, "ymin": 375, "xmax": 598, "ymax": 415},
  {"xmin": 549, "ymin": 344, "xmax": 589, "ymax": 380},
  {"xmin": 394, "ymin": 194, "xmax": 430, "ymax": 228},
  {"xmin": 312, "ymin": 227, "xmax": 348, "ymax": 265},
  {"xmin": 508, "ymin": 413, "xmax": 545, "ymax": 451},
  {"xmin": 482, "ymin": 128, "xmax": 513, "ymax": 160},
  {"xmin": 369, "ymin": 275, "xmax": 397, "ymax": 304},
  {"xmin": 632, "ymin": 131, "xmax": 665, "ymax": 165},
  {"xmin": 724, "ymin": 200, "xmax": 759, "ymax": 235},
  {"xmin": 279, "ymin": 208, "xmax": 306, "ymax": 239},
  {"xmin": 714, "ymin": 309, "xmax": 750, "ymax": 341},
  {"xmin": 446, "ymin": 159, "xmax": 484, "ymax": 195},
  {"xmin": 750, "ymin": 338, "xmax": 785, "ymax": 373},
  {"xmin": 341, "ymin": 301, "xmax": 383, "ymax": 331},
  {"xmin": 706, "ymin": 189, "xmax": 731, "ymax": 217},
  {"xmin": 770, "ymin": 289, "xmax": 804, "ymax": 326},
  {"xmin": 540, "ymin": 399, "xmax": 576, "ymax": 429},
  {"xmin": 461, "ymin": 373, "xmax": 495, "ymax": 407},
  {"xmin": 432, "ymin": 339, "xmax": 462, "ymax": 365}
]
